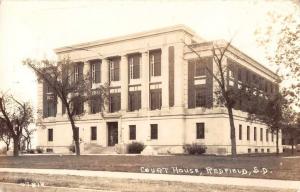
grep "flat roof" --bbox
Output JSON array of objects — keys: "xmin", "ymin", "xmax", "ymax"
[{"xmin": 55, "ymin": 24, "xmax": 196, "ymax": 53}]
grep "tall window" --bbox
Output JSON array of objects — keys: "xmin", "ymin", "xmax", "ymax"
[
  {"xmin": 91, "ymin": 126, "xmax": 97, "ymax": 140},
  {"xmin": 150, "ymin": 124, "xmax": 158, "ymax": 140},
  {"xmin": 247, "ymin": 126, "xmax": 250, "ymax": 140},
  {"xmin": 48, "ymin": 129, "xmax": 53, "ymax": 142},
  {"xmin": 195, "ymin": 86, "xmax": 206, "ymax": 107},
  {"xmin": 91, "ymin": 60, "xmax": 101, "ymax": 84},
  {"xmin": 128, "ymin": 91, "xmax": 141, "ymax": 111},
  {"xmin": 150, "ymin": 50, "xmax": 161, "ymax": 76},
  {"xmin": 150, "ymin": 89, "xmax": 161, "ymax": 110},
  {"xmin": 266, "ymin": 129, "xmax": 269, "ymax": 142},
  {"xmin": 128, "ymin": 54, "xmax": 140, "ymax": 79},
  {"xmin": 73, "ymin": 100, "xmax": 84, "ymax": 115},
  {"xmin": 195, "ymin": 62, "xmax": 206, "ymax": 77},
  {"xmin": 272, "ymin": 132, "xmax": 274, "ymax": 142},
  {"xmin": 109, "ymin": 58, "xmax": 120, "ymax": 81},
  {"xmin": 129, "ymin": 125, "xmax": 136, "ymax": 140},
  {"xmin": 109, "ymin": 92, "xmax": 121, "ymax": 113},
  {"xmin": 44, "ymin": 84, "xmax": 57, "ymax": 118},
  {"xmin": 90, "ymin": 97, "xmax": 101, "ymax": 114},
  {"xmin": 254, "ymin": 127, "xmax": 257, "ymax": 141},
  {"xmin": 260, "ymin": 128, "xmax": 263, "ymax": 141},
  {"xmin": 239, "ymin": 124, "xmax": 242, "ymax": 140},
  {"xmin": 74, "ymin": 62, "xmax": 83, "ymax": 83},
  {"xmin": 238, "ymin": 68, "xmax": 242, "ymax": 81},
  {"xmin": 196, "ymin": 123, "xmax": 205, "ymax": 139}
]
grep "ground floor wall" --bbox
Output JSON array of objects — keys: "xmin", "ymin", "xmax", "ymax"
[{"xmin": 37, "ymin": 113, "xmax": 282, "ymax": 155}]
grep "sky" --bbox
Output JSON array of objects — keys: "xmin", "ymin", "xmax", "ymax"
[{"xmin": 0, "ymin": 0, "xmax": 296, "ymax": 109}]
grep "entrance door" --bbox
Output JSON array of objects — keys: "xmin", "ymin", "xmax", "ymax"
[{"xmin": 107, "ymin": 122, "xmax": 118, "ymax": 146}]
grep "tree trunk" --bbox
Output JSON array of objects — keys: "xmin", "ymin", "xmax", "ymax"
[
  {"xmin": 5, "ymin": 143, "xmax": 10, "ymax": 151},
  {"xmin": 70, "ymin": 118, "xmax": 80, "ymax": 156},
  {"xmin": 13, "ymin": 137, "xmax": 19, "ymax": 157},
  {"xmin": 276, "ymin": 128, "xmax": 279, "ymax": 155},
  {"xmin": 227, "ymin": 106, "xmax": 237, "ymax": 157},
  {"xmin": 291, "ymin": 141, "xmax": 294, "ymax": 155}
]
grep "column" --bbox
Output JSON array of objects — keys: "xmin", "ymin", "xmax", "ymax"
[
  {"xmin": 174, "ymin": 43, "xmax": 184, "ymax": 108},
  {"xmin": 141, "ymin": 51, "xmax": 150, "ymax": 110},
  {"xmin": 102, "ymin": 58, "xmax": 110, "ymax": 113},
  {"xmin": 83, "ymin": 60, "xmax": 91, "ymax": 114},
  {"xmin": 120, "ymin": 55, "xmax": 128, "ymax": 111},
  {"xmin": 161, "ymin": 46, "xmax": 169, "ymax": 109}
]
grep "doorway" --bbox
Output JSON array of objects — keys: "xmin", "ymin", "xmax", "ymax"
[{"xmin": 107, "ymin": 122, "xmax": 118, "ymax": 146}]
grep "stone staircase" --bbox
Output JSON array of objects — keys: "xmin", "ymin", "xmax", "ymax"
[{"xmin": 83, "ymin": 143, "xmax": 117, "ymax": 154}]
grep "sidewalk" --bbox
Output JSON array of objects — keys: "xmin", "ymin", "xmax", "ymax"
[{"xmin": 0, "ymin": 168, "xmax": 299, "ymax": 190}]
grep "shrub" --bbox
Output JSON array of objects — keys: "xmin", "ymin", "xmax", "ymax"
[
  {"xmin": 26, "ymin": 149, "xmax": 35, "ymax": 154},
  {"xmin": 128, "ymin": 142, "xmax": 145, "ymax": 154},
  {"xmin": 183, "ymin": 143, "xmax": 206, "ymax": 155},
  {"xmin": 0, "ymin": 147, "xmax": 7, "ymax": 155},
  {"xmin": 69, "ymin": 145, "xmax": 75, "ymax": 153},
  {"xmin": 36, "ymin": 147, "xmax": 44, "ymax": 154}
]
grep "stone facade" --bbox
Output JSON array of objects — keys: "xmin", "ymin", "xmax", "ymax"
[{"xmin": 36, "ymin": 25, "xmax": 282, "ymax": 155}]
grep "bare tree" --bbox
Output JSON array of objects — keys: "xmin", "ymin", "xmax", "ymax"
[
  {"xmin": 24, "ymin": 58, "xmax": 109, "ymax": 155},
  {"xmin": 0, "ymin": 120, "xmax": 12, "ymax": 151},
  {"xmin": 0, "ymin": 94, "xmax": 33, "ymax": 156},
  {"xmin": 185, "ymin": 40, "xmax": 241, "ymax": 157},
  {"xmin": 21, "ymin": 126, "xmax": 36, "ymax": 150}
]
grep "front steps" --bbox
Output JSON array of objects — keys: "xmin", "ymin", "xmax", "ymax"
[{"xmin": 83, "ymin": 143, "xmax": 117, "ymax": 154}]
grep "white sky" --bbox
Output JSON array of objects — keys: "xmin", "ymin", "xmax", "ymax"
[{"xmin": 0, "ymin": 0, "xmax": 296, "ymax": 108}]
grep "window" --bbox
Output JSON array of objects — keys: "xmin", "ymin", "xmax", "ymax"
[
  {"xmin": 239, "ymin": 124, "xmax": 242, "ymax": 140},
  {"xmin": 282, "ymin": 139, "xmax": 285, "ymax": 145},
  {"xmin": 73, "ymin": 100, "xmax": 84, "ymax": 115},
  {"xmin": 195, "ymin": 62, "xmax": 206, "ymax": 77},
  {"xmin": 247, "ymin": 126, "xmax": 250, "ymax": 140},
  {"xmin": 91, "ymin": 126, "xmax": 97, "ymax": 140},
  {"xmin": 267, "ymin": 148, "xmax": 270, "ymax": 153},
  {"xmin": 150, "ymin": 89, "xmax": 162, "ymax": 110},
  {"xmin": 254, "ymin": 127, "xmax": 257, "ymax": 141},
  {"xmin": 128, "ymin": 54, "xmax": 140, "ymax": 79},
  {"xmin": 44, "ymin": 84, "xmax": 57, "ymax": 118},
  {"xmin": 266, "ymin": 129, "xmax": 269, "ymax": 142},
  {"xmin": 248, "ymin": 148, "xmax": 251, "ymax": 153},
  {"xmin": 150, "ymin": 50, "xmax": 161, "ymax": 76},
  {"xmin": 48, "ymin": 129, "xmax": 53, "ymax": 142},
  {"xmin": 260, "ymin": 128, "xmax": 263, "ymax": 141},
  {"xmin": 195, "ymin": 86, "xmax": 206, "ymax": 107},
  {"xmin": 255, "ymin": 148, "xmax": 258, "ymax": 153},
  {"xmin": 91, "ymin": 60, "xmax": 101, "ymax": 84},
  {"xmin": 150, "ymin": 124, "xmax": 158, "ymax": 140},
  {"xmin": 109, "ymin": 93, "xmax": 121, "ymax": 113},
  {"xmin": 272, "ymin": 132, "xmax": 274, "ymax": 142},
  {"xmin": 128, "ymin": 91, "xmax": 141, "ymax": 111},
  {"xmin": 129, "ymin": 125, "xmax": 136, "ymax": 140},
  {"xmin": 238, "ymin": 68, "xmax": 242, "ymax": 81},
  {"xmin": 90, "ymin": 97, "xmax": 101, "ymax": 114},
  {"xmin": 261, "ymin": 149, "xmax": 264, "ymax": 153},
  {"xmin": 196, "ymin": 123, "xmax": 205, "ymax": 139},
  {"xmin": 74, "ymin": 62, "xmax": 83, "ymax": 83},
  {"xmin": 109, "ymin": 58, "xmax": 120, "ymax": 81}
]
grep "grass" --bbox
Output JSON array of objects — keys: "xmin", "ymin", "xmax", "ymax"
[{"xmin": 0, "ymin": 154, "xmax": 299, "ymax": 180}]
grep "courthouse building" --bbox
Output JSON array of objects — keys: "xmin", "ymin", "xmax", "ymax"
[{"xmin": 37, "ymin": 25, "xmax": 282, "ymax": 154}]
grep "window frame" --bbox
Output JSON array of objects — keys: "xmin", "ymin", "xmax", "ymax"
[
  {"xmin": 196, "ymin": 123, "xmax": 205, "ymax": 139},
  {"xmin": 129, "ymin": 125, "xmax": 136, "ymax": 140},
  {"xmin": 48, "ymin": 128, "xmax": 53, "ymax": 142},
  {"xmin": 91, "ymin": 126, "xmax": 97, "ymax": 141},
  {"xmin": 150, "ymin": 124, "xmax": 158, "ymax": 140}
]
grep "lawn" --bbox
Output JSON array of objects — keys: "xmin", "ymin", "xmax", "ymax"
[{"xmin": 0, "ymin": 154, "xmax": 299, "ymax": 181}]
